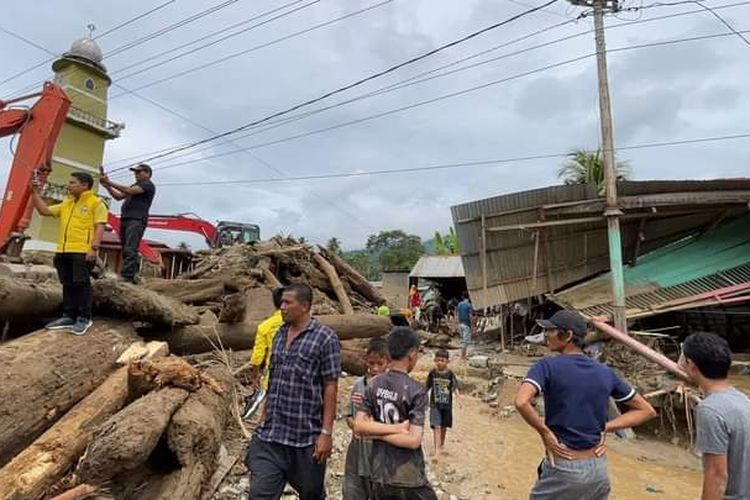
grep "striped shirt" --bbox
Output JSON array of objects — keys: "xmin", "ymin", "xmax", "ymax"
[{"xmin": 257, "ymin": 317, "xmax": 341, "ymax": 447}]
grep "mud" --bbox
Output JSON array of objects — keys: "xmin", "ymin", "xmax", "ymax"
[{"xmin": 210, "ymin": 348, "xmax": 720, "ymax": 500}]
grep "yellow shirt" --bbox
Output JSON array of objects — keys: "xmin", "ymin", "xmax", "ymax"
[
  {"xmin": 48, "ymin": 191, "xmax": 108, "ymax": 253},
  {"xmin": 250, "ymin": 309, "xmax": 284, "ymax": 390}
]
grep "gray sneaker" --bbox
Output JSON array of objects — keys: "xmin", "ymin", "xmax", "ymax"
[
  {"xmin": 71, "ymin": 318, "xmax": 93, "ymax": 336},
  {"xmin": 45, "ymin": 316, "xmax": 76, "ymax": 331}
]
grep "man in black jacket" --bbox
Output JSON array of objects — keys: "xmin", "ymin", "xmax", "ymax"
[{"xmin": 100, "ymin": 164, "xmax": 155, "ymax": 283}]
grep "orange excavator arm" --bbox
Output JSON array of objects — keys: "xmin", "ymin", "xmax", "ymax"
[
  {"xmin": 0, "ymin": 83, "xmax": 70, "ymax": 256},
  {"xmin": 108, "ymin": 213, "xmax": 219, "ymax": 266}
]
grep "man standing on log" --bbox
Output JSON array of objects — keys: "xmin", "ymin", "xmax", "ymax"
[
  {"xmin": 30, "ymin": 172, "xmax": 107, "ymax": 335},
  {"xmin": 246, "ymin": 283, "xmax": 341, "ymax": 499},
  {"xmin": 100, "ymin": 164, "xmax": 155, "ymax": 283}
]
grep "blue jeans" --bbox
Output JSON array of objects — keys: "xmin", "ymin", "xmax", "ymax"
[{"xmin": 459, "ymin": 323, "xmax": 472, "ymax": 348}]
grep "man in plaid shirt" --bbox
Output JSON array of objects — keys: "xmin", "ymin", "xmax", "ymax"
[{"xmin": 246, "ymin": 283, "xmax": 342, "ymax": 499}]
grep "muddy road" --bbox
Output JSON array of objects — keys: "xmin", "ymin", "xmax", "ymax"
[{"xmin": 216, "ymin": 351, "xmax": 750, "ymax": 499}]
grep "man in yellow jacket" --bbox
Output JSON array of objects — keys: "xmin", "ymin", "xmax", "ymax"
[
  {"xmin": 31, "ymin": 172, "xmax": 107, "ymax": 336},
  {"xmin": 244, "ymin": 287, "xmax": 284, "ymax": 418}
]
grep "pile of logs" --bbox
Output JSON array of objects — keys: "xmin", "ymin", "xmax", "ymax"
[{"xmin": 0, "ymin": 238, "xmax": 394, "ymax": 498}]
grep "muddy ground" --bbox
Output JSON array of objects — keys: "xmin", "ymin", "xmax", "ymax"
[{"xmin": 212, "ymin": 346, "xmax": 750, "ymax": 500}]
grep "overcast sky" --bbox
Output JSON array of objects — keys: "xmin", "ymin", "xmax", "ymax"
[{"xmin": 1, "ymin": 0, "xmax": 748, "ymax": 250}]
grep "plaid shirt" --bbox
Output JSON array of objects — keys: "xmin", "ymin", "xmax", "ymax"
[{"xmin": 257, "ymin": 317, "xmax": 341, "ymax": 447}]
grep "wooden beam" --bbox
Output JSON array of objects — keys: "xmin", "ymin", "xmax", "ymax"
[
  {"xmin": 487, "ymin": 216, "xmax": 604, "ymax": 232},
  {"xmin": 481, "ymin": 213, "xmax": 488, "ymax": 303}
]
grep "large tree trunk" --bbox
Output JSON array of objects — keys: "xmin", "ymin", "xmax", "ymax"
[
  {"xmin": 92, "ymin": 279, "xmax": 200, "ymax": 326},
  {"xmin": 0, "ymin": 278, "xmax": 201, "ymax": 326},
  {"xmin": 0, "ymin": 277, "xmax": 62, "ymax": 321},
  {"xmin": 0, "ymin": 367, "xmax": 130, "ymax": 500},
  {"xmin": 312, "ymin": 254, "xmax": 354, "ymax": 315},
  {"xmin": 142, "ymin": 278, "xmax": 235, "ymax": 304},
  {"xmin": 76, "ymin": 387, "xmax": 190, "ymax": 485},
  {"xmin": 153, "ymin": 314, "xmax": 391, "ymax": 355},
  {"xmin": 342, "ymin": 345, "xmax": 367, "ymax": 376},
  {"xmin": 0, "ymin": 321, "xmax": 138, "ymax": 467},
  {"xmin": 319, "ymin": 247, "xmax": 384, "ymax": 304}
]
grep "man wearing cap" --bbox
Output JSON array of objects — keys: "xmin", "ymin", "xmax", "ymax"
[
  {"xmin": 100, "ymin": 164, "xmax": 156, "ymax": 283},
  {"xmin": 514, "ymin": 309, "xmax": 656, "ymax": 499}
]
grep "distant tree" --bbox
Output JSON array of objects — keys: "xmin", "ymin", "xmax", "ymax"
[
  {"xmin": 433, "ymin": 227, "xmax": 460, "ymax": 255},
  {"xmin": 345, "ymin": 250, "xmax": 380, "ymax": 281},
  {"xmin": 177, "ymin": 241, "xmax": 190, "ymax": 250},
  {"xmin": 326, "ymin": 237, "xmax": 343, "ymax": 256},
  {"xmin": 558, "ymin": 149, "xmax": 630, "ymax": 194},
  {"xmin": 366, "ymin": 230, "xmax": 424, "ymax": 272}
]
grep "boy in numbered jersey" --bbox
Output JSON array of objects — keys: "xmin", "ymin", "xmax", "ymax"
[{"xmin": 354, "ymin": 327, "xmax": 437, "ymax": 500}]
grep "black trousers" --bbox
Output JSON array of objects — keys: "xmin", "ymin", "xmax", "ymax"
[
  {"xmin": 54, "ymin": 253, "xmax": 93, "ymax": 320},
  {"xmin": 246, "ymin": 436, "xmax": 326, "ymax": 500},
  {"xmin": 120, "ymin": 218, "xmax": 146, "ymax": 280}
]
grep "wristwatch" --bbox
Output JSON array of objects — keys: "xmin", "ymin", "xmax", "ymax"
[{"xmin": 320, "ymin": 428, "xmax": 332, "ymax": 436}]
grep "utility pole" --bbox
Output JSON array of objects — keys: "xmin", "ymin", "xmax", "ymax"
[{"xmin": 570, "ymin": 0, "xmax": 628, "ymax": 333}]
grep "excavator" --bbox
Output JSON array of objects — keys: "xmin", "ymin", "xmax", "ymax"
[
  {"xmin": 108, "ymin": 213, "xmax": 260, "ymax": 265},
  {"xmin": 0, "ymin": 83, "xmax": 70, "ymax": 261},
  {"xmin": 0, "ymin": 82, "xmax": 259, "ymax": 270}
]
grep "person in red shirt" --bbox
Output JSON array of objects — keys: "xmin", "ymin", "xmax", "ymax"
[{"xmin": 409, "ymin": 284, "xmax": 422, "ymax": 320}]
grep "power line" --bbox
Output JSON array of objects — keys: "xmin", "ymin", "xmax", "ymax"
[
  {"xmin": 156, "ymin": 131, "xmax": 750, "ymax": 186},
  {"xmin": 107, "ymin": 0, "xmax": 560, "ymax": 170},
  {"xmin": 107, "ymin": 0, "xmax": 750, "ymax": 171},
  {"xmin": 104, "ymin": 1, "xmax": 395, "ymax": 169},
  {"xmin": 108, "ymin": 0, "xmax": 395, "ymax": 100},
  {"xmin": 142, "ymin": 27, "xmax": 750, "ymax": 173},
  {"xmin": 109, "ymin": 0, "xmax": 750, "ymax": 170},
  {"xmin": 695, "ymin": 0, "xmax": 750, "ymax": 47},
  {"xmin": 105, "ymin": 0, "xmax": 240, "ymax": 58},
  {"xmin": 110, "ymin": 0, "xmax": 314, "ymax": 77},
  {"xmin": 110, "ymin": 82, "xmax": 373, "ymax": 226},
  {"xmin": 95, "ymin": 0, "xmax": 177, "ymax": 39},
  {"xmin": 108, "ymin": 12, "xmax": 586, "ymax": 170},
  {"xmin": 0, "ymin": 0, "xmax": 177, "ymax": 89},
  {"xmin": 0, "ymin": 19, "xmax": 370, "ymax": 227},
  {"xmin": 113, "ymin": 0, "xmax": 321, "ymax": 81},
  {"xmin": 3, "ymin": 0, "xmax": 240, "ymax": 96}
]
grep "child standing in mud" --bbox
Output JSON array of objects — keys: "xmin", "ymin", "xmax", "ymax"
[
  {"xmin": 355, "ymin": 327, "xmax": 438, "ymax": 500},
  {"xmin": 426, "ymin": 349, "xmax": 461, "ymax": 458},
  {"xmin": 343, "ymin": 338, "xmax": 390, "ymax": 500}
]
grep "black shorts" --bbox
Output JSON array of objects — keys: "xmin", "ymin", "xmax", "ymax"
[{"xmin": 430, "ymin": 406, "xmax": 452, "ymax": 428}]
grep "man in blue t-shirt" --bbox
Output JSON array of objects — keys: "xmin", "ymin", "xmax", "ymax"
[
  {"xmin": 514, "ymin": 310, "xmax": 657, "ymax": 499},
  {"xmin": 456, "ymin": 292, "xmax": 474, "ymax": 360}
]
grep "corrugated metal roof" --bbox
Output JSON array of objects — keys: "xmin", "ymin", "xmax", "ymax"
[
  {"xmin": 551, "ymin": 214, "xmax": 750, "ymax": 318},
  {"xmin": 410, "ymin": 255, "xmax": 465, "ymax": 278},
  {"xmin": 451, "ymin": 179, "xmax": 750, "ymax": 308}
]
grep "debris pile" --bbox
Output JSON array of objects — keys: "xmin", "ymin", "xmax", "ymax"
[{"xmin": 0, "ymin": 238, "xmax": 394, "ymax": 499}]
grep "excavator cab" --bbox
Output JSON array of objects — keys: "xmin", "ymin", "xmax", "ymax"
[{"xmin": 215, "ymin": 221, "xmax": 260, "ymax": 247}]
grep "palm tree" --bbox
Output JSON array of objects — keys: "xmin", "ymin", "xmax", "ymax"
[
  {"xmin": 434, "ymin": 228, "xmax": 460, "ymax": 255},
  {"xmin": 326, "ymin": 237, "xmax": 343, "ymax": 256},
  {"xmin": 558, "ymin": 149, "xmax": 630, "ymax": 194}
]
